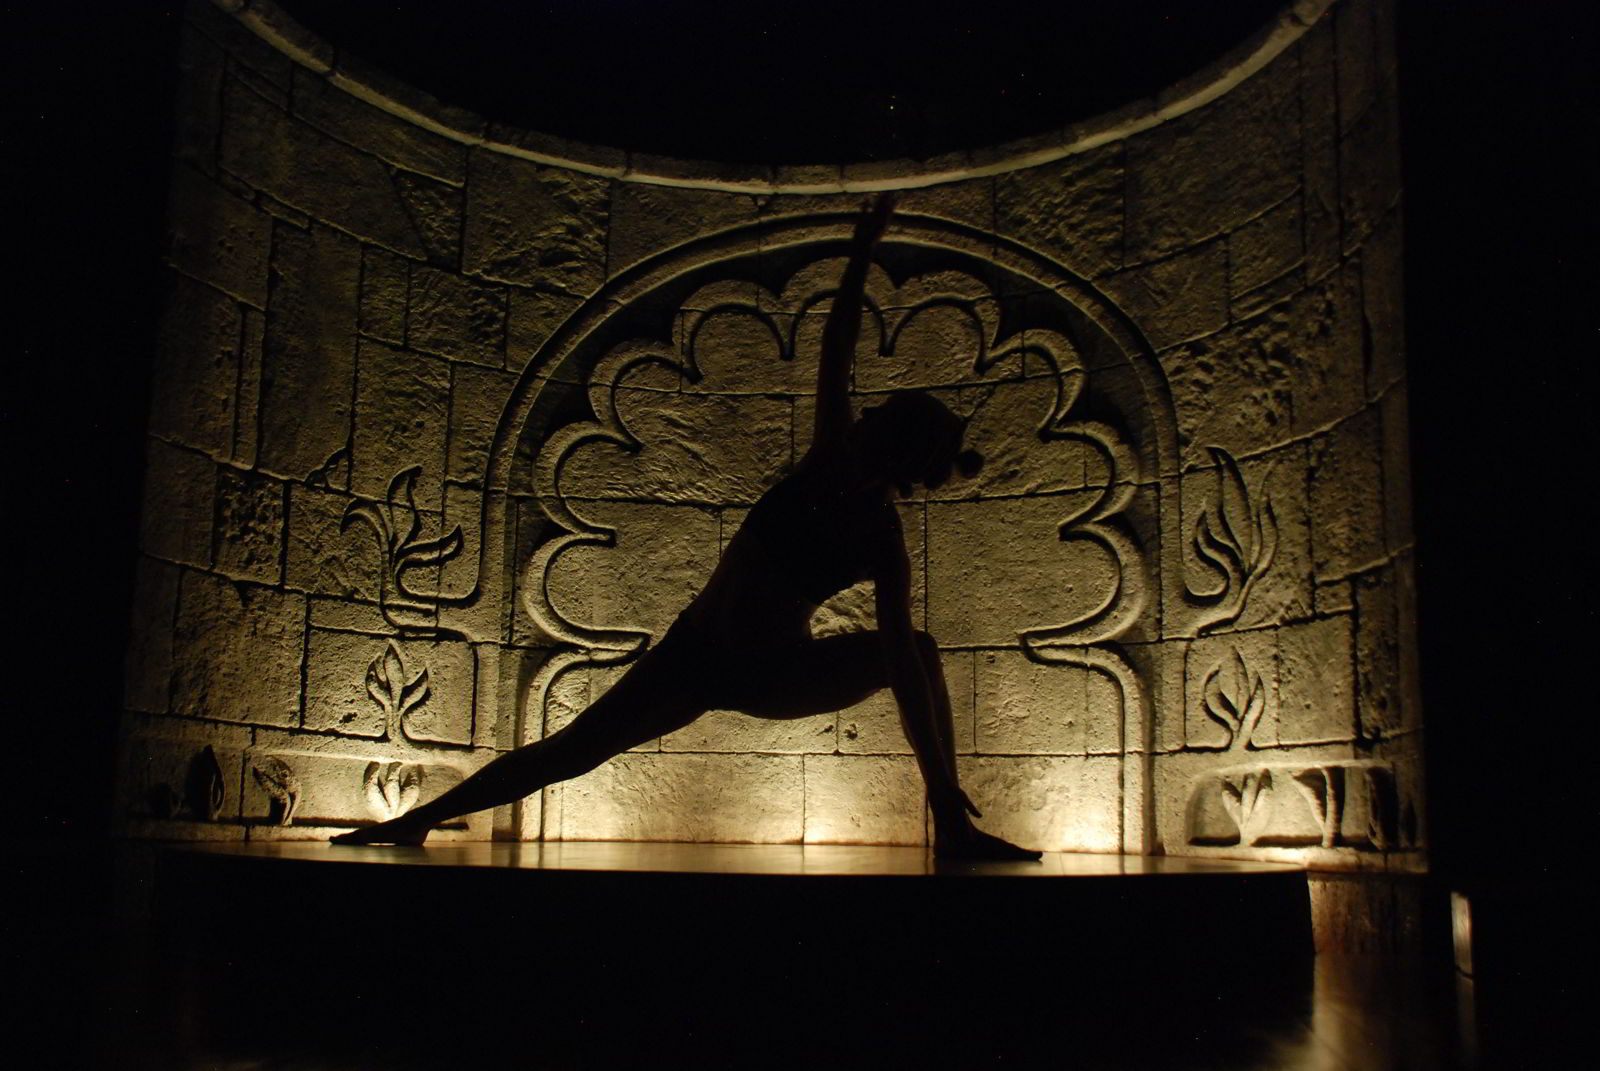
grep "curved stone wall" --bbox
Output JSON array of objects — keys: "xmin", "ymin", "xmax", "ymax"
[{"xmin": 122, "ymin": 0, "xmax": 1417, "ymax": 866}]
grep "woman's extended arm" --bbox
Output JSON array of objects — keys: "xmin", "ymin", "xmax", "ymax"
[{"xmin": 813, "ymin": 195, "xmax": 894, "ymax": 448}]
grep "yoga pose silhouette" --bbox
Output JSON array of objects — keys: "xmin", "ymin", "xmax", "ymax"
[{"xmin": 334, "ymin": 196, "xmax": 1040, "ymax": 860}]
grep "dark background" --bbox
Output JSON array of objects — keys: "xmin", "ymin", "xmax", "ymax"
[{"xmin": 5, "ymin": 0, "xmax": 1594, "ymax": 892}]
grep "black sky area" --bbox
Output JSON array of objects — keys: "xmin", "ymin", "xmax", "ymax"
[{"xmin": 5, "ymin": 2, "xmax": 1595, "ymax": 891}]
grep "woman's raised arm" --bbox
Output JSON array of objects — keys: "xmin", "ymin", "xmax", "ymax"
[{"xmin": 812, "ymin": 194, "xmax": 894, "ymax": 448}]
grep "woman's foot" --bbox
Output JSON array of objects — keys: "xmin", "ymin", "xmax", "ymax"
[
  {"xmin": 330, "ymin": 817, "xmax": 429, "ymax": 846},
  {"xmin": 934, "ymin": 821, "xmax": 1043, "ymax": 862}
]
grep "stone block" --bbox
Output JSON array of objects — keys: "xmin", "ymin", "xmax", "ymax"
[
  {"xmin": 140, "ymin": 439, "xmax": 214, "ymax": 568},
  {"xmin": 240, "ymin": 749, "xmax": 468, "ymax": 834},
  {"xmin": 235, "ymin": 309, "xmax": 264, "ymax": 468},
  {"xmin": 285, "ymin": 484, "xmax": 382, "ymax": 601},
  {"xmin": 854, "ymin": 301, "xmax": 991, "ymax": 392},
  {"xmin": 956, "ymin": 373, "xmax": 1094, "ymax": 499},
  {"xmin": 1159, "ymin": 304, "xmax": 1292, "ymax": 465},
  {"xmin": 125, "ymin": 557, "xmax": 180, "ymax": 714},
  {"xmin": 894, "ymin": 176, "xmax": 995, "ymax": 235},
  {"xmin": 1276, "ymin": 615, "xmax": 1355, "ymax": 745},
  {"xmin": 1298, "ymin": 18, "xmax": 1342, "ymax": 283},
  {"xmin": 544, "ymin": 501, "xmax": 718, "ymax": 640},
  {"xmin": 1379, "ymin": 381, "xmax": 1413, "ymax": 555},
  {"xmin": 213, "ymin": 467, "xmax": 285, "ymax": 584},
  {"xmin": 351, "ymin": 339, "xmax": 451, "ymax": 510},
  {"xmin": 392, "ymin": 171, "xmax": 464, "ymax": 268},
  {"xmin": 507, "ymin": 287, "xmax": 583, "ymax": 373},
  {"xmin": 927, "ymin": 493, "xmax": 1124, "ymax": 648},
  {"xmin": 407, "ymin": 267, "xmax": 505, "ymax": 367},
  {"xmin": 167, "ymin": 165, "xmax": 270, "ymax": 308},
  {"xmin": 1286, "ymin": 262, "xmax": 1366, "ymax": 435},
  {"xmin": 1354, "ymin": 567, "xmax": 1403, "ymax": 740},
  {"xmin": 259, "ymin": 222, "xmax": 360, "ymax": 482},
  {"xmin": 172, "ymin": 571, "xmax": 304, "ymax": 727},
  {"xmin": 151, "ymin": 273, "xmax": 241, "ymax": 460},
  {"xmin": 996, "ymin": 141, "xmax": 1123, "ymax": 277},
  {"xmin": 1124, "ymin": 59, "xmax": 1300, "ymax": 261},
  {"xmin": 359, "ymin": 246, "xmax": 409, "ymax": 345},
  {"xmin": 1339, "ymin": 88, "xmax": 1401, "ymax": 256},
  {"xmin": 1083, "ymin": 664, "xmax": 1130, "ymax": 756},
  {"xmin": 305, "ymin": 631, "xmax": 476, "ymax": 746},
  {"xmin": 1103, "ymin": 240, "xmax": 1227, "ymax": 352},
  {"xmin": 1121, "ymin": 639, "xmax": 1188, "ymax": 754},
  {"xmin": 218, "ymin": 75, "xmax": 427, "ymax": 258},
  {"xmin": 118, "ymin": 731, "xmax": 248, "ymax": 826},
  {"xmin": 1229, "ymin": 195, "xmax": 1303, "ymax": 304},
  {"xmin": 289, "ymin": 66, "xmax": 467, "ymax": 186},
  {"xmin": 1308, "ymin": 407, "xmax": 1385, "ymax": 580},
  {"xmin": 559, "ymin": 390, "xmax": 792, "ymax": 506},
  {"xmin": 1184, "ymin": 629, "xmax": 1279, "ymax": 752},
  {"xmin": 837, "ymin": 646, "xmax": 972, "ymax": 756},
  {"xmin": 1362, "ymin": 208, "xmax": 1406, "ymax": 396},
  {"xmin": 681, "ymin": 304, "xmax": 809, "ymax": 395},
  {"xmin": 463, "ymin": 151, "xmax": 607, "ymax": 294},
  {"xmin": 607, "ymin": 183, "xmax": 757, "ymax": 276},
  {"xmin": 803, "ymin": 754, "xmax": 926, "ymax": 845},
  {"xmin": 552, "ymin": 752, "xmax": 804, "ymax": 843},
  {"xmin": 956, "ymin": 755, "xmax": 1122, "ymax": 853},
  {"xmin": 975, "ymin": 648, "xmax": 1088, "ymax": 755}
]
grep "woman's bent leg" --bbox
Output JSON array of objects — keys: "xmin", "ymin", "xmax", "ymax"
[{"xmin": 332, "ymin": 649, "xmax": 707, "ymax": 845}]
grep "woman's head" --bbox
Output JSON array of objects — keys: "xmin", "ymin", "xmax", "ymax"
[{"xmin": 853, "ymin": 391, "xmax": 983, "ymax": 494}]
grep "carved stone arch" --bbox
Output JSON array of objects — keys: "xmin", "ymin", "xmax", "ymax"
[{"xmin": 484, "ymin": 212, "xmax": 1183, "ymax": 849}]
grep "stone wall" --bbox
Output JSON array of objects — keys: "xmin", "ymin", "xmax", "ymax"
[{"xmin": 121, "ymin": 0, "xmax": 1418, "ymax": 866}]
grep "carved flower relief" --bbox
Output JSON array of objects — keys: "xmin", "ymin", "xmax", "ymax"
[
  {"xmin": 251, "ymin": 756, "xmax": 302, "ymax": 827},
  {"xmin": 1185, "ymin": 447, "xmax": 1278, "ymax": 632},
  {"xmin": 364, "ymin": 761, "xmax": 423, "ymax": 821}
]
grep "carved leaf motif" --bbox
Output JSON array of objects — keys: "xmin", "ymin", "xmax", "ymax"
[
  {"xmin": 251, "ymin": 756, "xmax": 301, "ymax": 827},
  {"xmin": 1189, "ymin": 448, "xmax": 1278, "ymax": 631},
  {"xmin": 185, "ymin": 745, "xmax": 226, "ymax": 822},
  {"xmin": 1201, "ymin": 651, "xmax": 1266, "ymax": 751},
  {"xmin": 362, "ymin": 760, "xmax": 423, "ymax": 820},
  {"xmin": 1290, "ymin": 766, "xmax": 1342, "ymax": 848},
  {"xmin": 341, "ymin": 465, "xmax": 465, "ymax": 630},
  {"xmin": 1221, "ymin": 769, "xmax": 1272, "ymax": 845},
  {"xmin": 365, "ymin": 640, "xmax": 431, "ymax": 726}
]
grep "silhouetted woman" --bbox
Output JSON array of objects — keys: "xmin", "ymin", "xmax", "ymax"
[{"xmin": 335, "ymin": 197, "xmax": 1040, "ymax": 860}]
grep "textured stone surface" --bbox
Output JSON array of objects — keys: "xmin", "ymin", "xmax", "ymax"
[
  {"xmin": 151, "ymin": 274, "xmax": 241, "ymax": 460},
  {"xmin": 447, "ymin": 364, "xmax": 517, "ymax": 484},
  {"xmin": 358, "ymin": 246, "xmax": 408, "ymax": 345},
  {"xmin": 463, "ymin": 151, "xmax": 607, "ymax": 293},
  {"xmin": 975, "ymin": 649, "xmax": 1089, "ymax": 755},
  {"xmin": 608, "ymin": 184, "xmax": 757, "ymax": 276},
  {"xmin": 553, "ymin": 753, "xmax": 804, "ymax": 842},
  {"xmin": 172, "ymin": 572, "xmax": 304, "ymax": 727},
  {"xmin": 290, "ymin": 67, "xmax": 467, "ymax": 187},
  {"xmin": 284, "ymin": 484, "xmax": 382, "ymax": 601},
  {"xmin": 560, "ymin": 390, "xmax": 792, "ymax": 505},
  {"xmin": 351, "ymin": 339, "xmax": 451, "ymax": 509},
  {"xmin": 214, "ymin": 467, "xmax": 284, "ymax": 584},
  {"xmin": 304, "ymin": 632, "xmax": 476, "ymax": 745},
  {"xmin": 996, "ymin": 142, "xmax": 1123, "ymax": 277},
  {"xmin": 219, "ymin": 76, "xmax": 425, "ymax": 257},
  {"xmin": 545, "ymin": 501, "xmax": 718, "ymax": 639},
  {"xmin": 1124, "ymin": 58, "xmax": 1300, "ymax": 261},
  {"xmin": 1229, "ymin": 195, "xmax": 1303, "ymax": 305},
  {"xmin": 408, "ymin": 267, "xmax": 505, "ymax": 367},
  {"xmin": 927, "ymin": 494, "xmax": 1123, "ymax": 648},
  {"xmin": 1103, "ymin": 240, "xmax": 1228, "ymax": 351},
  {"xmin": 141, "ymin": 440, "xmax": 214, "ymax": 568},
  {"xmin": 1354, "ymin": 567, "xmax": 1404, "ymax": 740},
  {"xmin": 506, "ymin": 287, "xmax": 583, "ymax": 373},
  {"xmin": 259, "ymin": 223, "xmax": 360, "ymax": 481},
  {"xmin": 803, "ymin": 755, "xmax": 926, "ymax": 845},
  {"xmin": 957, "ymin": 755, "xmax": 1122, "ymax": 853},
  {"xmin": 1308, "ymin": 407, "xmax": 1385, "ymax": 581},
  {"xmin": 125, "ymin": 557, "xmax": 180, "ymax": 714},
  {"xmin": 167, "ymin": 165, "xmax": 270, "ymax": 308},
  {"xmin": 1276, "ymin": 615, "xmax": 1355, "ymax": 745}
]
